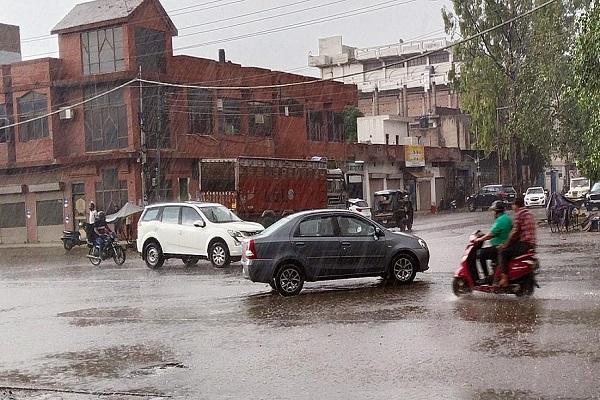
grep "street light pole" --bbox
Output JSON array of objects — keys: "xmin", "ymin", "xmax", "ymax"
[{"xmin": 138, "ymin": 66, "xmax": 147, "ymax": 206}]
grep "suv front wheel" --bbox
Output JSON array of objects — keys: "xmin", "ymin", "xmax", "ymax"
[{"xmin": 209, "ymin": 241, "xmax": 230, "ymax": 268}]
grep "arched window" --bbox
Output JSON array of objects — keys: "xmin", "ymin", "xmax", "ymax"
[{"xmin": 18, "ymin": 92, "xmax": 49, "ymax": 141}]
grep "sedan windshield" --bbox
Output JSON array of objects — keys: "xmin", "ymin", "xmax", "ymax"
[
  {"xmin": 199, "ymin": 206, "xmax": 241, "ymax": 223},
  {"xmin": 527, "ymin": 188, "xmax": 544, "ymax": 194}
]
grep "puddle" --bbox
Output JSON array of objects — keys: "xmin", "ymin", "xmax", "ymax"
[
  {"xmin": 57, "ymin": 307, "xmax": 143, "ymax": 327},
  {"xmin": 133, "ymin": 362, "xmax": 187, "ymax": 376},
  {"xmin": 45, "ymin": 344, "xmax": 173, "ymax": 379}
]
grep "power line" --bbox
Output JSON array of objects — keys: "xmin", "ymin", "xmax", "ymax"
[
  {"xmin": 1, "ymin": 0, "xmax": 558, "ymax": 132},
  {"xmin": 17, "ymin": 0, "xmax": 251, "ymax": 44},
  {"xmin": 20, "ymin": 0, "xmax": 416, "ymax": 59}
]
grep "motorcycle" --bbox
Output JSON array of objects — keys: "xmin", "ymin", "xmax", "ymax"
[
  {"xmin": 61, "ymin": 222, "xmax": 91, "ymax": 251},
  {"xmin": 452, "ymin": 231, "xmax": 539, "ymax": 297},
  {"xmin": 86, "ymin": 233, "xmax": 127, "ymax": 266}
]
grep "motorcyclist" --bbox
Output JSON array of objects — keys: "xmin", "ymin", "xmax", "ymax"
[
  {"xmin": 473, "ymin": 200, "xmax": 513, "ymax": 283},
  {"xmin": 498, "ymin": 197, "xmax": 537, "ymax": 287},
  {"xmin": 93, "ymin": 211, "xmax": 113, "ymax": 252}
]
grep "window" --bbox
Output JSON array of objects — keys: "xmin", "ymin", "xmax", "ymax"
[
  {"xmin": 281, "ymin": 99, "xmax": 304, "ymax": 117},
  {"xmin": 199, "ymin": 206, "xmax": 241, "ymax": 223},
  {"xmin": 307, "ymin": 111, "xmax": 324, "ymax": 141},
  {"xmin": 188, "ymin": 89, "xmax": 213, "ymax": 135},
  {"xmin": 179, "ymin": 178, "xmax": 190, "ymax": 201},
  {"xmin": 395, "ymin": 135, "xmax": 399, "ymax": 145},
  {"xmin": 95, "ymin": 169, "xmax": 128, "ymax": 214},
  {"xmin": 84, "ymin": 86, "xmax": 128, "ymax": 151},
  {"xmin": 81, "ymin": 27, "xmax": 125, "ymax": 75},
  {"xmin": 385, "ymin": 134, "xmax": 390, "ymax": 145},
  {"xmin": 337, "ymin": 216, "xmax": 375, "ymax": 237},
  {"xmin": 161, "ymin": 206, "xmax": 180, "ymax": 224},
  {"xmin": 36, "ymin": 200, "xmax": 63, "ymax": 226},
  {"xmin": 135, "ymin": 27, "xmax": 166, "ymax": 73},
  {"xmin": 296, "ymin": 217, "xmax": 335, "ymax": 237},
  {"xmin": 0, "ymin": 104, "xmax": 10, "ymax": 143},
  {"xmin": 181, "ymin": 207, "xmax": 201, "ymax": 226},
  {"xmin": 331, "ymin": 113, "xmax": 345, "ymax": 142},
  {"xmin": 0, "ymin": 203, "xmax": 26, "ymax": 228},
  {"xmin": 249, "ymin": 102, "xmax": 273, "ymax": 137},
  {"xmin": 408, "ymin": 56, "xmax": 427, "ymax": 67},
  {"xmin": 142, "ymin": 85, "xmax": 171, "ymax": 149},
  {"xmin": 18, "ymin": 92, "xmax": 48, "ymax": 141},
  {"xmin": 142, "ymin": 208, "xmax": 161, "ymax": 222},
  {"xmin": 429, "ymin": 52, "xmax": 450, "ymax": 64},
  {"xmin": 218, "ymin": 99, "xmax": 242, "ymax": 135}
]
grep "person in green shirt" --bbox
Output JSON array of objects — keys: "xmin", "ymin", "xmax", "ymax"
[{"xmin": 473, "ymin": 200, "xmax": 513, "ymax": 283}]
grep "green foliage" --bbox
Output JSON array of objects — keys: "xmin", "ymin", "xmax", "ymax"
[
  {"xmin": 342, "ymin": 106, "xmax": 363, "ymax": 142},
  {"xmin": 568, "ymin": 2, "xmax": 600, "ymax": 181},
  {"xmin": 442, "ymin": 0, "xmax": 582, "ymax": 185}
]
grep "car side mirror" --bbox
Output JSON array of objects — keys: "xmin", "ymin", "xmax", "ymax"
[
  {"xmin": 375, "ymin": 227, "xmax": 385, "ymax": 238},
  {"xmin": 193, "ymin": 220, "xmax": 205, "ymax": 228}
]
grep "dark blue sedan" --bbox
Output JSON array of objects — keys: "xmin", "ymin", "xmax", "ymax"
[{"xmin": 242, "ymin": 209, "xmax": 430, "ymax": 296}]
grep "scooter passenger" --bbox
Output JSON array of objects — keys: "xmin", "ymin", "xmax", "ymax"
[
  {"xmin": 473, "ymin": 200, "xmax": 513, "ymax": 284},
  {"xmin": 498, "ymin": 197, "xmax": 537, "ymax": 287}
]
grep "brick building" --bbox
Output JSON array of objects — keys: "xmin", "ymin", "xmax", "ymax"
[{"xmin": 0, "ymin": 0, "xmax": 461, "ymax": 244}]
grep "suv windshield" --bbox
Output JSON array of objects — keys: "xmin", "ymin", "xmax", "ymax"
[
  {"xmin": 592, "ymin": 183, "xmax": 600, "ymax": 192},
  {"xmin": 571, "ymin": 178, "xmax": 589, "ymax": 188},
  {"xmin": 199, "ymin": 206, "xmax": 241, "ymax": 223},
  {"xmin": 352, "ymin": 200, "xmax": 369, "ymax": 208}
]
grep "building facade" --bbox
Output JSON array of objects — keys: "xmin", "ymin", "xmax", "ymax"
[{"xmin": 0, "ymin": 0, "xmax": 463, "ymax": 244}]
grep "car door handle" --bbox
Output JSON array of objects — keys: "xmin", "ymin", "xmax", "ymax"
[
  {"xmin": 294, "ymin": 242, "xmax": 305, "ymax": 247},
  {"xmin": 341, "ymin": 242, "xmax": 351, "ymax": 247}
]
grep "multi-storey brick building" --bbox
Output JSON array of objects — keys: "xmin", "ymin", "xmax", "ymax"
[{"xmin": 0, "ymin": 0, "xmax": 461, "ymax": 244}]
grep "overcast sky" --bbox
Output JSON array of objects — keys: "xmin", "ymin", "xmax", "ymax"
[{"xmin": 0, "ymin": 0, "xmax": 452, "ymax": 76}]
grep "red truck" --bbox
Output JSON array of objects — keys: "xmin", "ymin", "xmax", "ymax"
[{"xmin": 199, "ymin": 157, "xmax": 328, "ymax": 226}]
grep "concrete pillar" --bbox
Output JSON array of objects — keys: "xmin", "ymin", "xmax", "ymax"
[
  {"xmin": 396, "ymin": 92, "xmax": 402, "ymax": 116},
  {"xmin": 402, "ymin": 85, "xmax": 408, "ymax": 117},
  {"xmin": 364, "ymin": 166, "xmax": 371, "ymax": 207},
  {"xmin": 432, "ymin": 83, "xmax": 437, "ymax": 113},
  {"xmin": 372, "ymin": 86, "xmax": 380, "ymax": 116}
]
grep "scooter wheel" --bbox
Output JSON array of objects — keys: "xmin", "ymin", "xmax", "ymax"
[{"xmin": 452, "ymin": 277, "xmax": 471, "ymax": 296}]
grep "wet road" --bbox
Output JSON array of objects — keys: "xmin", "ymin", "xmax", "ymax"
[{"xmin": 1, "ymin": 210, "xmax": 600, "ymax": 399}]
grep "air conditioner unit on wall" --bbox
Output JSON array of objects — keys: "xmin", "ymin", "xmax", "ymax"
[{"xmin": 59, "ymin": 107, "xmax": 75, "ymax": 120}]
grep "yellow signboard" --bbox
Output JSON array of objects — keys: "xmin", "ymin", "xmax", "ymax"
[{"xmin": 405, "ymin": 145, "xmax": 425, "ymax": 167}]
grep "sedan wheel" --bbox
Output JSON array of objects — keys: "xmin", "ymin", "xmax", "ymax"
[
  {"xmin": 390, "ymin": 254, "xmax": 417, "ymax": 284},
  {"xmin": 209, "ymin": 242, "xmax": 230, "ymax": 268},
  {"xmin": 275, "ymin": 264, "xmax": 304, "ymax": 296}
]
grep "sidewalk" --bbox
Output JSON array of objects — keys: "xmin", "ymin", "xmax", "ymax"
[{"xmin": 0, "ymin": 242, "xmax": 65, "ymax": 250}]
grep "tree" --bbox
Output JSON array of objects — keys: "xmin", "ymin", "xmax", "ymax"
[
  {"xmin": 566, "ymin": 2, "xmax": 600, "ymax": 181},
  {"xmin": 442, "ymin": 0, "xmax": 582, "ymax": 190},
  {"xmin": 342, "ymin": 106, "xmax": 363, "ymax": 142}
]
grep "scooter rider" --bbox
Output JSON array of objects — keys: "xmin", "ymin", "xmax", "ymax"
[
  {"xmin": 498, "ymin": 197, "xmax": 537, "ymax": 287},
  {"xmin": 473, "ymin": 200, "xmax": 513, "ymax": 283}
]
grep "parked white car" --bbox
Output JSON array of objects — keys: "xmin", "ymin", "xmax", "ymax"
[
  {"xmin": 565, "ymin": 177, "xmax": 590, "ymax": 200},
  {"xmin": 524, "ymin": 187, "xmax": 547, "ymax": 207},
  {"xmin": 347, "ymin": 198, "xmax": 372, "ymax": 219},
  {"xmin": 137, "ymin": 202, "xmax": 264, "ymax": 269}
]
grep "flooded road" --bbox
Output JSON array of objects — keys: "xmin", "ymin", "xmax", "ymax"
[{"xmin": 1, "ymin": 210, "xmax": 599, "ymax": 399}]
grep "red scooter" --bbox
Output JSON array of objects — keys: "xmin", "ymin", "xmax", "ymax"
[{"xmin": 452, "ymin": 231, "xmax": 539, "ymax": 297}]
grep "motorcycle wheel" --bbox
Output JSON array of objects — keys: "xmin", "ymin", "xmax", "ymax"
[
  {"xmin": 88, "ymin": 247, "xmax": 101, "ymax": 266},
  {"xmin": 113, "ymin": 246, "xmax": 126, "ymax": 266},
  {"xmin": 452, "ymin": 277, "xmax": 471, "ymax": 296},
  {"xmin": 63, "ymin": 240, "xmax": 74, "ymax": 251}
]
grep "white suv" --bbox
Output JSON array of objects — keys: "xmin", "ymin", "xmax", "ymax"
[{"xmin": 137, "ymin": 202, "xmax": 264, "ymax": 269}]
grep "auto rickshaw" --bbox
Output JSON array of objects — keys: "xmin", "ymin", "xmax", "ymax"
[{"xmin": 373, "ymin": 189, "xmax": 414, "ymax": 231}]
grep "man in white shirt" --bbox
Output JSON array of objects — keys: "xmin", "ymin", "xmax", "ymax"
[{"xmin": 88, "ymin": 201, "xmax": 98, "ymax": 224}]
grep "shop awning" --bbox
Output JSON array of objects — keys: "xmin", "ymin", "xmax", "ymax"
[
  {"xmin": 106, "ymin": 202, "xmax": 144, "ymax": 223},
  {"xmin": 406, "ymin": 170, "xmax": 433, "ymax": 179}
]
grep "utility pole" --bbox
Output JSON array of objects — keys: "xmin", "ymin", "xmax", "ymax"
[
  {"xmin": 138, "ymin": 66, "xmax": 148, "ymax": 206},
  {"xmin": 156, "ymin": 93, "xmax": 163, "ymax": 202},
  {"xmin": 475, "ymin": 124, "xmax": 481, "ymax": 192}
]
